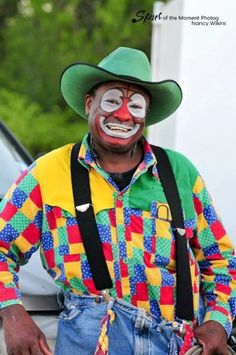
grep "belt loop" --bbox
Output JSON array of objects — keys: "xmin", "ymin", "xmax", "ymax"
[
  {"xmin": 156, "ymin": 319, "xmax": 168, "ymax": 332},
  {"xmin": 134, "ymin": 308, "xmax": 146, "ymax": 331},
  {"xmin": 101, "ymin": 289, "xmax": 111, "ymax": 303}
]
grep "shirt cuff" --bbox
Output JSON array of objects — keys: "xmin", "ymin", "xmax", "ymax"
[
  {"xmin": 204, "ymin": 309, "xmax": 232, "ymax": 337},
  {"xmin": 0, "ymin": 299, "xmax": 22, "ymax": 310}
]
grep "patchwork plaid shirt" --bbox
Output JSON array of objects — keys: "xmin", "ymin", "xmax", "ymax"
[{"xmin": 0, "ymin": 134, "xmax": 235, "ymax": 335}]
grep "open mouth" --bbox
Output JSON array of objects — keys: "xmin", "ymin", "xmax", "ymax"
[{"xmin": 99, "ymin": 116, "xmax": 140, "ymax": 138}]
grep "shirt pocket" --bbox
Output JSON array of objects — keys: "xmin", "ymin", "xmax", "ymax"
[
  {"xmin": 128, "ymin": 201, "xmax": 173, "ymax": 266},
  {"xmin": 150, "ymin": 202, "xmax": 195, "ymax": 268},
  {"xmin": 142, "ymin": 201, "xmax": 174, "ymax": 268}
]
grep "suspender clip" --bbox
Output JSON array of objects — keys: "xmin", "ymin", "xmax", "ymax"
[
  {"xmin": 76, "ymin": 203, "xmax": 91, "ymax": 212},
  {"xmin": 175, "ymin": 228, "xmax": 185, "ymax": 236}
]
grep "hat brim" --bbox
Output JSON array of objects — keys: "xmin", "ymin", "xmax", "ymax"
[{"xmin": 60, "ymin": 63, "xmax": 182, "ymax": 126}]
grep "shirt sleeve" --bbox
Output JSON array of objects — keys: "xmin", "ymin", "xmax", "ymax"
[
  {"xmin": 0, "ymin": 164, "xmax": 42, "ymax": 309},
  {"xmin": 190, "ymin": 174, "xmax": 236, "ymax": 336}
]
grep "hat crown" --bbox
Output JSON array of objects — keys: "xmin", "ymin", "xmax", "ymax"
[
  {"xmin": 98, "ymin": 47, "xmax": 152, "ymax": 82},
  {"xmin": 60, "ymin": 46, "xmax": 182, "ymax": 126}
]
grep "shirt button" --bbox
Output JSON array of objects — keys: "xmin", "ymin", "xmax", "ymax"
[
  {"xmin": 172, "ymin": 321, "xmax": 179, "ymax": 330},
  {"xmin": 123, "ymin": 257, "xmax": 128, "ymax": 263},
  {"xmin": 117, "ymin": 195, "xmax": 123, "ymax": 201}
]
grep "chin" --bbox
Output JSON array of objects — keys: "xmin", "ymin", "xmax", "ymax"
[
  {"xmin": 100, "ymin": 133, "xmax": 140, "ymax": 151},
  {"xmin": 100, "ymin": 127, "xmax": 142, "ymax": 146}
]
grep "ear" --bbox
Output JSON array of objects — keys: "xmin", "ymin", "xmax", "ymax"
[{"xmin": 85, "ymin": 95, "xmax": 93, "ymax": 115}]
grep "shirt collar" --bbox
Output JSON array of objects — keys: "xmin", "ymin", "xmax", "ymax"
[{"xmin": 78, "ymin": 133, "xmax": 159, "ymax": 180}]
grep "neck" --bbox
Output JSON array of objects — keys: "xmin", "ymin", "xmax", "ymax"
[{"xmin": 91, "ymin": 141, "xmax": 143, "ymax": 173}]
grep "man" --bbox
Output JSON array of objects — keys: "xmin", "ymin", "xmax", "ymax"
[{"xmin": 0, "ymin": 47, "xmax": 235, "ymax": 355}]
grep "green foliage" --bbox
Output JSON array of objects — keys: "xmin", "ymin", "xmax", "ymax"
[
  {"xmin": 0, "ymin": 0, "xmax": 166, "ymax": 153},
  {"xmin": 0, "ymin": 89, "xmax": 88, "ymax": 156}
]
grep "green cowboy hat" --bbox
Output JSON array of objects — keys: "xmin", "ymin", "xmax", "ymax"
[{"xmin": 60, "ymin": 47, "xmax": 182, "ymax": 126}]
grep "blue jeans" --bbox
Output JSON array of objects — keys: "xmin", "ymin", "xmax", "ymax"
[{"xmin": 55, "ymin": 293, "xmax": 183, "ymax": 355}]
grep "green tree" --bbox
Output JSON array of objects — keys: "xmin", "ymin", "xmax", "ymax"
[
  {"xmin": 0, "ymin": 0, "xmax": 18, "ymax": 57},
  {"xmin": 0, "ymin": 0, "xmax": 166, "ymax": 154},
  {"xmin": 0, "ymin": 88, "xmax": 88, "ymax": 156}
]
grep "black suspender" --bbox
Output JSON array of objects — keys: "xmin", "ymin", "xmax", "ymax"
[
  {"xmin": 71, "ymin": 142, "xmax": 194, "ymax": 321},
  {"xmin": 150, "ymin": 145, "xmax": 194, "ymax": 321},
  {"xmin": 71, "ymin": 143, "xmax": 113, "ymax": 290}
]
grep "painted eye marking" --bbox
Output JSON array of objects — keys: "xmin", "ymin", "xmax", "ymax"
[
  {"xmin": 100, "ymin": 89, "xmax": 147, "ymax": 118},
  {"xmin": 128, "ymin": 93, "xmax": 147, "ymax": 118},
  {"xmin": 100, "ymin": 89, "xmax": 123, "ymax": 112}
]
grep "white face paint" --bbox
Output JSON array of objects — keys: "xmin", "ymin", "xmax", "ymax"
[
  {"xmin": 100, "ymin": 89, "xmax": 147, "ymax": 118},
  {"xmin": 98, "ymin": 88, "xmax": 147, "ymax": 139},
  {"xmin": 99, "ymin": 116, "xmax": 140, "ymax": 139},
  {"xmin": 128, "ymin": 93, "xmax": 146, "ymax": 118},
  {"xmin": 100, "ymin": 89, "xmax": 123, "ymax": 112}
]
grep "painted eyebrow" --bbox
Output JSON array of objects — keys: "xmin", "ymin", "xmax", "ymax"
[
  {"xmin": 111, "ymin": 88, "xmax": 124, "ymax": 96},
  {"xmin": 104, "ymin": 87, "xmax": 146, "ymax": 99},
  {"xmin": 129, "ymin": 92, "xmax": 146, "ymax": 101},
  {"xmin": 112, "ymin": 87, "xmax": 146, "ymax": 97},
  {"xmin": 101, "ymin": 88, "xmax": 124, "ymax": 99}
]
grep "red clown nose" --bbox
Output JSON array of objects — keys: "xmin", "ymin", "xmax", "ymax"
[{"xmin": 113, "ymin": 98, "xmax": 132, "ymax": 121}]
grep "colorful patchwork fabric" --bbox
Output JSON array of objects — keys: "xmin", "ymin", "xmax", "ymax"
[{"xmin": 0, "ymin": 134, "xmax": 235, "ymax": 336}]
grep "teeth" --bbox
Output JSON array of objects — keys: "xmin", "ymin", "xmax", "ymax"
[
  {"xmin": 99, "ymin": 116, "xmax": 140, "ymax": 139},
  {"xmin": 106, "ymin": 123, "xmax": 131, "ymax": 132}
]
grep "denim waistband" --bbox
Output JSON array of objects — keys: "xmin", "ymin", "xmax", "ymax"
[
  {"xmin": 58, "ymin": 291, "xmax": 177, "ymax": 329},
  {"xmin": 56, "ymin": 292, "xmax": 188, "ymax": 354}
]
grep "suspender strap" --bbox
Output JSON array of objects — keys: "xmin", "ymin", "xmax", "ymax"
[
  {"xmin": 71, "ymin": 143, "xmax": 113, "ymax": 290},
  {"xmin": 151, "ymin": 145, "xmax": 194, "ymax": 321}
]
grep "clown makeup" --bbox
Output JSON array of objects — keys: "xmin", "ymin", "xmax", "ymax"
[
  {"xmin": 99, "ymin": 116, "xmax": 140, "ymax": 138},
  {"xmin": 97, "ymin": 87, "xmax": 148, "ymax": 139},
  {"xmin": 86, "ymin": 81, "xmax": 150, "ymax": 149},
  {"xmin": 127, "ymin": 93, "xmax": 147, "ymax": 118},
  {"xmin": 100, "ymin": 88, "xmax": 147, "ymax": 119},
  {"xmin": 100, "ymin": 89, "xmax": 123, "ymax": 112}
]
